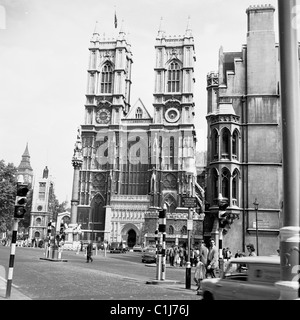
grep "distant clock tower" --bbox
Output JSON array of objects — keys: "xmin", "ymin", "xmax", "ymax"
[{"xmin": 17, "ymin": 143, "xmax": 34, "ymax": 185}]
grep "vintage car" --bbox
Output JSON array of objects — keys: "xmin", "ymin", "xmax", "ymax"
[
  {"xmin": 132, "ymin": 244, "xmax": 143, "ymax": 252},
  {"xmin": 142, "ymin": 246, "xmax": 156, "ymax": 263},
  {"xmin": 201, "ymin": 255, "xmax": 281, "ymax": 300},
  {"xmin": 109, "ymin": 242, "xmax": 127, "ymax": 253}
]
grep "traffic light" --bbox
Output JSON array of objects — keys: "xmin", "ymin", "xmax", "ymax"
[
  {"xmin": 218, "ymin": 199, "xmax": 229, "ymax": 219},
  {"xmin": 218, "ymin": 195, "xmax": 229, "ymax": 228},
  {"xmin": 60, "ymin": 223, "xmax": 66, "ymax": 241},
  {"xmin": 14, "ymin": 183, "xmax": 29, "ymax": 219}
]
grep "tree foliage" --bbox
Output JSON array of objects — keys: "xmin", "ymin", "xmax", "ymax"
[{"xmin": 0, "ymin": 160, "xmax": 17, "ymax": 232}]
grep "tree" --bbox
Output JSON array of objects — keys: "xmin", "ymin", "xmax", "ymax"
[{"xmin": 0, "ymin": 160, "xmax": 17, "ymax": 232}]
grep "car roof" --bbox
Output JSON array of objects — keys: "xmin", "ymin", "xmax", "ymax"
[{"xmin": 229, "ymin": 255, "xmax": 280, "ymax": 264}]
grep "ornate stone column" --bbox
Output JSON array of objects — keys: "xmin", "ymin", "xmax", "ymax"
[{"xmin": 70, "ymin": 129, "xmax": 83, "ymax": 225}]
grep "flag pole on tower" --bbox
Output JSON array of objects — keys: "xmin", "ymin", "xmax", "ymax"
[{"xmin": 114, "ymin": 6, "xmax": 117, "ymax": 28}]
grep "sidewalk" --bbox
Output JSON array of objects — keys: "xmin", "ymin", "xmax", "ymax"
[{"xmin": 0, "ymin": 277, "xmax": 31, "ymax": 300}]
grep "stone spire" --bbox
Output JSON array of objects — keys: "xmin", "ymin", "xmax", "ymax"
[
  {"xmin": 157, "ymin": 17, "xmax": 166, "ymax": 39},
  {"xmin": 185, "ymin": 15, "xmax": 193, "ymax": 38}
]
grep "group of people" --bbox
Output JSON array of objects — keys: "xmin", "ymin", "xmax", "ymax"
[
  {"xmin": 192, "ymin": 241, "xmax": 258, "ymax": 295},
  {"xmin": 193, "ymin": 238, "xmax": 218, "ymax": 295}
]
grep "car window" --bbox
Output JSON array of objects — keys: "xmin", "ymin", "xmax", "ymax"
[
  {"xmin": 224, "ymin": 262, "xmax": 248, "ymax": 281},
  {"xmin": 248, "ymin": 264, "xmax": 280, "ymax": 284}
]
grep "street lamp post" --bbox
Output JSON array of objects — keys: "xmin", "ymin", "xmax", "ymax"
[{"xmin": 253, "ymin": 198, "xmax": 259, "ymax": 256}]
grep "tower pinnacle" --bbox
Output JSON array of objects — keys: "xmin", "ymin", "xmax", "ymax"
[
  {"xmin": 185, "ymin": 15, "xmax": 193, "ymax": 37},
  {"xmin": 157, "ymin": 17, "xmax": 165, "ymax": 38}
]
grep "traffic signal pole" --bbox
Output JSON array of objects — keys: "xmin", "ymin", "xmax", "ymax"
[
  {"xmin": 275, "ymin": 0, "xmax": 300, "ymax": 299},
  {"xmin": 6, "ymin": 183, "xmax": 29, "ymax": 298},
  {"xmin": 5, "ymin": 219, "xmax": 19, "ymax": 298}
]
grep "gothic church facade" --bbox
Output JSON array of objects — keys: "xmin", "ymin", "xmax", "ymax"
[{"xmin": 71, "ymin": 20, "xmax": 204, "ymax": 247}]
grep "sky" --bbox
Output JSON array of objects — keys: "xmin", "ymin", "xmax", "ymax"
[{"xmin": 0, "ymin": 0, "xmax": 283, "ymax": 203}]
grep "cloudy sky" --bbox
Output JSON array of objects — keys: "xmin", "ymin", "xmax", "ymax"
[{"xmin": 0, "ymin": 0, "xmax": 282, "ymax": 203}]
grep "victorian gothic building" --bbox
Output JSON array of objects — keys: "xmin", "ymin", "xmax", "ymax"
[
  {"xmin": 70, "ymin": 19, "xmax": 204, "ymax": 247},
  {"xmin": 206, "ymin": 5, "xmax": 283, "ymax": 255}
]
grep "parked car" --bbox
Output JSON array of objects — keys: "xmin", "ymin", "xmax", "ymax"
[
  {"xmin": 132, "ymin": 244, "xmax": 143, "ymax": 252},
  {"xmin": 109, "ymin": 242, "xmax": 127, "ymax": 253},
  {"xmin": 201, "ymin": 255, "xmax": 280, "ymax": 300},
  {"xmin": 142, "ymin": 246, "xmax": 156, "ymax": 263}
]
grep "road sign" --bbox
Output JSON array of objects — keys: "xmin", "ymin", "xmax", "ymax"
[
  {"xmin": 187, "ymin": 219, "xmax": 193, "ymax": 231},
  {"xmin": 182, "ymin": 197, "xmax": 196, "ymax": 208}
]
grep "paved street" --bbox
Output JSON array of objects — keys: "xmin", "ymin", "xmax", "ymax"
[{"xmin": 0, "ymin": 246, "xmax": 201, "ymax": 301}]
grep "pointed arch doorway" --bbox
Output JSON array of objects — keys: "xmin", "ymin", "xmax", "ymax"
[{"xmin": 127, "ymin": 229, "xmax": 136, "ymax": 248}]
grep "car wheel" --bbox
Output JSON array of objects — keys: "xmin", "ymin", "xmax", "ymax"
[{"xmin": 202, "ymin": 291, "xmax": 214, "ymax": 301}]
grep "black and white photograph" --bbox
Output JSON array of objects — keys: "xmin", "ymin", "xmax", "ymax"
[{"xmin": 0, "ymin": 0, "xmax": 299, "ymax": 308}]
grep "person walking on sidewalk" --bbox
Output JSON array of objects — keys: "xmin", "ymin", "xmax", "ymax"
[
  {"xmin": 86, "ymin": 241, "xmax": 93, "ymax": 263},
  {"xmin": 194, "ymin": 255, "xmax": 206, "ymax": 295},
  {"xmin": 206, "ymin": 239, "xmax": 218, "ymax": 278}
]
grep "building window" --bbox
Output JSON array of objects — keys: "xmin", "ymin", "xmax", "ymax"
[
  {"xmin": 35, "ymin": 217, "xmax": 41, "ymax": 225},
  {"xmin": 232, "ymin": 130, "xmax": 239, "ymax": 160},
  {"xmin": 39, "ymin": 182, "xmax": 46, "ymax": 200},
  {"xmin": 221, "ymin": 168, "xmax": 230, "ymax": 199},
  {"xmin": 221, "ymin": 128, "xmax": 230, "ymax": 159},
  {"xmin": 168, "ymin": 225, "xmax": 174, "ymax": 235},
  {"xmin": 100, "ymin": 64, "xmax": 113, "ymax": 93},
  {"xmin": 181, "ymin": 225, "xmax": 187, "ymax": 235},
  {"xmin": 212, "ymin": 168, "xmax": 219, "ymax": 200},
  {"xmin": 135, "ymin": 107, "xmax": 143, "ymax": 119},
  {"xmin": 167, "ymin": 61, "xmax": 180, "ymax": 92},
  {"xmin": 212, "ymin": 129, "xmax": 219, "ymax": 160},
  {"xmin": 170, "ymin": 136, "xmax": 175, "ymax": 169},
  {"xmin": 232, "ymin": 169, "xmax": 239, "ymax": 206}
]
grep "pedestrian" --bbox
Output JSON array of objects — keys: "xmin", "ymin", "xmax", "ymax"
[
  {"xmin": 225, "ymin": 247, "xmax": 232, "ymax": 260},
  {"xmin": 200, "ymin": 241, "xmax": 208, "ymax": 266},
  {"xmin": 174, "ymin": 246, "xmax": 180, "ymax": 267},
  {"xmin": 86, "ymin": 241, "xmax": 93, "ymax": 263},
  {"xmin": 179, "ymin": 246, "xmax": 184, "ymax": 267},
  {"xmin": 190, "ymin": 248, "xmax": 195, "ymax": 266},
  {"xmin": 234, "ymin": 250, "xmax": 241, "ymax": 258},
  {"xmin": 194, "ymin": 255, "xmax": 206, "ymax": 295},
  {"xmin": 169, "ymin": 246, "xmax": 175, "ymax": 266},
  {"xmin": 206, "ymin": 238, "xmax": 218, "ymax": 278},
  {"xmin": 246, "ymin": 244, "xmax": 256, "ymax": 256}
]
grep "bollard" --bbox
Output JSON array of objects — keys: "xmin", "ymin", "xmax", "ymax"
[
  {"xmin": 185, "ymin": 261, "xmax": 191, "ymax": 289},
  {"xmin": 156, "ymin": 254, "xmax": 162, "ymax": 280}
]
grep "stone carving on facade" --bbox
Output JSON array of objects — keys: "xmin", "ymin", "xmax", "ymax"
[
  {"xmin": 163, "ymin": 173, "xmax": 177, "ymax": 189},
  {"xmin": 92, "ymin": 172, "xmax": 106, "ymax": 190}
]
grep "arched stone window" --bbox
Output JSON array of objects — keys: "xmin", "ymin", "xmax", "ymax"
[
  {"xmin": 168, "ymin": 225, "xmax": 174, "ymax": 235},
  {"xmin": 232, "ymin": 169, "xmax": 239, "ymax": 206},
  {"xmin": 221, "ymin": 128, "xmax": 230, "ymax": 159},
  {"xmin": 35, "ymin": 217, "xmax": 41, "ymax": 225},
  {"xmin": 164, "ymin": 194, "xmax": 177, "ymax": 214},
  {"xmin": 167, "ymin": 61, "xmax": 180, "ymax": 92},
  {"xmin": 212, "ymin": 168, "xmax": 219, "ymax": 200},
  {"xmin": 221, "ymin": 168, "xmax": 230, "ymax": 199},
  {"xmin": 212, "ymin": 129, "xmax": 219, "ymax": 160},
  {"xmin": 100, "ymin": 63, "xmax": 113, "ymax": 93},
  {"xmin": 181, "ymin": 225, "xmax": 187, "ymax": 235},
  {"xmin": 232, "ymin": 130, "xmax": 239, "ymax": 160}
]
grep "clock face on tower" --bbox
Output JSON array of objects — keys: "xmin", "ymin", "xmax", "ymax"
[
  {"xmin": 96, "ymin": 108, "xmax": 111, "ymax": 124},
  {"xmin": 165, "ymin": 107, "xmax": 180, "ymax": 123}
]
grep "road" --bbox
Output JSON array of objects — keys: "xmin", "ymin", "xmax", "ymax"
[{"xmin": 0, "ymin": 246, "xmax": 201, "ymax": 301}]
